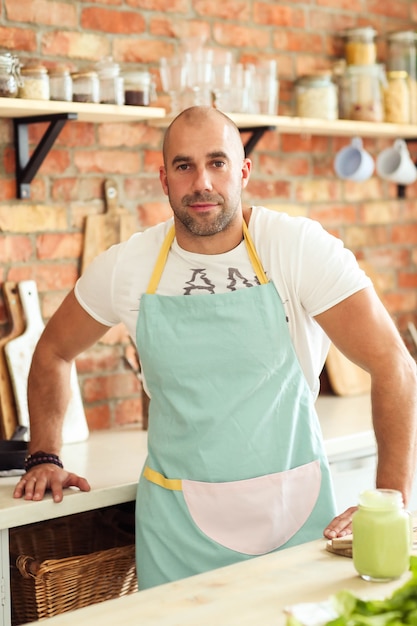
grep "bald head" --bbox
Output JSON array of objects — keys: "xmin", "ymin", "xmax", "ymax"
[{"xmin": 162, "ymin": 106, "xmax": 245, "ymax": 166}]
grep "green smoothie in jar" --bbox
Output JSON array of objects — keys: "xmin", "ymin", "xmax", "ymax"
[{"xmin": 352, "ymin": 489, "xmax": 412, "ymax": 582}]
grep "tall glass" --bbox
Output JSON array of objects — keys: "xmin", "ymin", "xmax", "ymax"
[{"xmin": 160, "ymin": 56, "xmax": 188, "ymax": 115}]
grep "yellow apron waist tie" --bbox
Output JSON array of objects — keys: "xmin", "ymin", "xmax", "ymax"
[{"xmin": 143, "ymin": 465, "xmax": 183, "ymax": 491}]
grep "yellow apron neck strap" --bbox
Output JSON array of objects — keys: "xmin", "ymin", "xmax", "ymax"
[
  {"xmin": 146, "ymin": 224, "xmax": 175, "ymax": 294},
  {"xmin": 146, "ymin": 219, "xmax": 268, "ymax": 295},
  {"xmin": 242, "ymin": 219, "xmax": 268, "ymax": 285}
]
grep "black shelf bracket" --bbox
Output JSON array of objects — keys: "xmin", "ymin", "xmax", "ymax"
[
  {"xmin": 13, "ymin": 112, "xmax": 78, "ymax": 199},
  {"xmin": 239, "ymin": 125, "xmax": 276, "ymax": 157}
]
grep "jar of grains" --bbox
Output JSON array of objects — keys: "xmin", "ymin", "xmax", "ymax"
[
  {"xmin": 343, "ymin": 27, "xmax": 377, "ymax": 65},
  {"xmin": 295, "ymin": 72, "xmax": 338, "ymax": 120},
  {"xmin": 19, "ymin": 65, "xmax": 50, "ymax": 100},
  {"xmin": 0, "ymin": 52, "xmax": 20, "ymax": 97},
  {"xmin": 71, "ymin": 71, "xmax": 100, "ymax": 103},
  {"xmin": 345, "ymin": 64, "xmax": 385, "ymax": 122},
  {"xmin": 49, "ymin": 66, "xmax": 72, "ymax": 102},
  {"xmin": 384, "ymin": 70, "xmax": 410, "ymax": 123}
]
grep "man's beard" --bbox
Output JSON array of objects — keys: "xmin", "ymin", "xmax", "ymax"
[{"xmin": 172, "ymin": 193, "xmax": 239, "ymax": 237}]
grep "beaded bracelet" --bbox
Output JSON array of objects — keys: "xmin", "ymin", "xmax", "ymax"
[{"xmin": 24, "ymin": 451, "xmax": 64, "ymax": 472}]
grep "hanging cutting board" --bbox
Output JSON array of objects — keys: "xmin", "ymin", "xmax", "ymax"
[
  {"xmin": 325, "ymin": 343, "xmax": 371, "ymax": 396},
  {"xmin": 4, "ymin": 280, "xmax": 89, "ymax": 443},
  {"xmin": 81, "ymin": 178, "xmax": 137, "ymax": 273},
  {"xmin": 0, "ymin": 282, "xmax": 25, "ymax": 440}
]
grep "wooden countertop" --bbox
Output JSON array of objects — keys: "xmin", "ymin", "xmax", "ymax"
[
  {"xmin": 0, "ymin": 394, "xmax": 373, "ymax": 530},
  {"xmin": 24, "ymin": 534, "xmax": 412, "ymax": 626}
]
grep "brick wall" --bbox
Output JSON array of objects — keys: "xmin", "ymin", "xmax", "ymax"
[{"xmin": 0, "ymin": 1, "xmax": 416, "ymax": 430}]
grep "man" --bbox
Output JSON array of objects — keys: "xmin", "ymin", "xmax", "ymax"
[{"xmin": 14, "ymin": 106, "xmax": 417, "ymax": 589}]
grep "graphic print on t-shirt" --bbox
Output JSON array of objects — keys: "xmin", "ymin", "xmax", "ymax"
[{"xmin": 183, "ymin": 267, "xmax": 260, "ymax": 295}]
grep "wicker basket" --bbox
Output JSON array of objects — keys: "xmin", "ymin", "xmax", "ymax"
[{"xmin": 10, "ymin": 505, "xmax": 138, "ymax": 625}]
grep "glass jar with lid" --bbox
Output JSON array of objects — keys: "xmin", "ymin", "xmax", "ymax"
[
  {"xmin": 342, "ymin": 27, "xmax": 377, "ymax": 66},
  {"xmin": 386, "ymin": 31, "xmax": 417, "ymax": 124},
  {"xmin": 352, "ymin": 489, "xmax": 411, "ymax": 582},
  {"xmin": 0, "ymin": 52, "xmax": 20, "ymax": 97},
  {"xmin": 71, "ymin": 71, "xmax": 99, "ymax": 103},
  {"xmin": 123, "ymin": 70, "xmax": 153, "ymax": 106},
  {"xmin": 19, "ymin": 64, "xmax": 50, "ymax": 100},
  {"xmin": 386, "ymin": 31, "xmax": 417, "ymax": 75},
  {"xmin": 384, "ymin": 70, "xmax": 410, "ymax": 124},
  {"xmin": 49, "ymin": 66, "xmax": 72, "ymax": 102},
  {"xmin": 345, "ymin": 64, "xmax": 385, "ymax": 122},
  {"xmin": 295, "ymin": 72, "xmax": 338, "ymax": 120},
  {"xmin": 95, "ymin": 57, "xmax": 124, "ymax": 105}
]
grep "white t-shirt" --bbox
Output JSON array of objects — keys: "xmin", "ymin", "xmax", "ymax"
[{"xmin": 75, "ymin": 206, "xmax": 371, "ymax": 398}]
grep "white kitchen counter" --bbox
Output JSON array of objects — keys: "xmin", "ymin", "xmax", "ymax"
[
  {"xmin": 316, "ymin": 393, "xmax": 374, "ymax": 460},
  {"xmin": 0, "ymin": 426, "xmax": 148, "ymax": 532}
]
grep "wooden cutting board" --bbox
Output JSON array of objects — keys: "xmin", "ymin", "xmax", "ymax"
[
  {"xmin": 4, "ymin": 280, "xmax": 89, "ymax": 443},
  {"xmin": 325, "ymin": 260, "xmax": 382, "ymax": 397},
  {"xmin": 0, "ymin": 282, "xmax": 25, "ymax": 440},
  {"xmin": 325, "ymin": 343, "xmax": 371, "ymax": 397},
  {"xmin": 81, "ymin": 178, "xmax": 137, "ymax": 273}
]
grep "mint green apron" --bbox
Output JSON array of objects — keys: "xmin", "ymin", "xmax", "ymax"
[{"xmin": 135, "ymin": 221, "xmax": 336, "ymax": 589}]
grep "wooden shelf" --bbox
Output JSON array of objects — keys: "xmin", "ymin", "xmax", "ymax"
[
  {"xmin": 4, "ymin": 97, "xmax": 417, "ymax": 139},
  {"xmin": 154, "ymin": 112, "xmax": 417, "ymax": 140},
  {"xmin": 0, "ymin": 97, "xmax": 165, "ymax": 122},
  {"xmin": 3, "ymin": 97, "xmax": 417, "ymax": 199}
]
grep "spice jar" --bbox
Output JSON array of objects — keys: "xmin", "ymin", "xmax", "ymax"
[
  {"xmin": 123, "ymin": 70, "xmax": 153, "ymax": 106},
  {"xmin": 352, "ymin": 489, "xmax": 411, "ymax": 582},
  {"xmin": 384, "ymin": 70, "xmax": 410, "ymax": 124},
  {"xmin": 71, "ymin": 71, "xmax": 99, "ymax": 103},
  {"xmin": 49, "ymin": 67, "xmax": 72, "ymax": 102},
  {"xmin": 295, "ymin": 72, "xmax": 338, "ymax": 120},
  {"xmin": 0, "ymin": 52, "xmax": 20, "ymax": 97},
  {"xmin": 345, "ymin": 64, "xmax": 385, "ymax": 122},
  {"xmin": 96, "ymin": 57, "xmax": 124, "ymax": 105},
  {"xmin": 343, "ymin": 27, "xmax": 377, "ymax": 65},
  {"xmin": 19, "ymin": 65, "xmax": 50, "ymax": 100}
]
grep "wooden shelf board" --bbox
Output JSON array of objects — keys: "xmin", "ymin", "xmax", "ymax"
[
  {"xmin": 153, "ymin": 112, "xmax": 417, "ymax": 140},
  {"xmin": 0, "ymin": 97, "xmax": 165, "ymax": 122},
  {"xmin": 1, "ymin": 98, "xmax": 417, "ymax": 138}
]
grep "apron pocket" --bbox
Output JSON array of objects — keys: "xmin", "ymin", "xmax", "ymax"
[{"xmin": 182, "ymin": 460, "xmax": 321, "ymax": 555}]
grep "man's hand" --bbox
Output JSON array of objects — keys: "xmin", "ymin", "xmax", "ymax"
[
  {"xmin": 323, "ymin": 506, "xmax": 358, "ymax": 539},
  {"xmin": 13, "ymin": 464, "xmax": 91, "ymax": 503}
]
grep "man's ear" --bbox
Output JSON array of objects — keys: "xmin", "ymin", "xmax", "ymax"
[
  {"xmin": 159, "ymin": 166, "xmax": 169, "ymax": 196},
  {"xmin": 241, "ymin": 158, "xmax": 252, "ymax": 189}
]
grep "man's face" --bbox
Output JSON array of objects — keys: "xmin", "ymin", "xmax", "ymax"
[{"xmin": 160, "ymin": 114, "xmax": 251, "ymax": 238}]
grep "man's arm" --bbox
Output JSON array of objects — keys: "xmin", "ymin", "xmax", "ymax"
[
  {"xmin": 315, "ymin": 285, "xmax": 417, "ymax": 536},
  {"xmin": 13, "ymin": 289, "xmax": 110, "ymax": 502}
]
